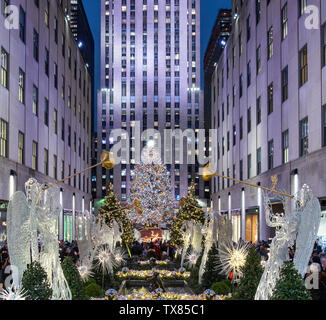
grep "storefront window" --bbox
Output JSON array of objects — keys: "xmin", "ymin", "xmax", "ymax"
[{"xmin": 245, "ymin": 207, "xmax": 259, "ymax": 243}]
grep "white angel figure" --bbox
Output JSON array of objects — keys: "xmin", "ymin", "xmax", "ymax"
[
  {"xmin": 7, "ymin": 179, "xmax": 43, "ymax": 288},
  {"xmin": 293, "ymin": 185, "xmax": 321, "ymax": 277},
  {"xmin": 180, "ymin": 221, "xmax": 194, "ymax": 267},
  {"xmin": 217, "ymin": 215, "xmax": 233, "ymax": 249},
  {"xmin": 7, "ymin": 178, "xmax": 71, "ymax": 300},
  {"xmin": 38, "ymin": 187, "xmax": 72, "ymax": 300},
  {"xmin": 199, "ymin": 212, "xmax": 218, "ymax": 284},
  {"xmin": 77, "ymin": 211, "xmax": 95, "ymax": 266},
  {"xmin": 255, "ymin": 185, "xmax": 321, "ymax": 300}
]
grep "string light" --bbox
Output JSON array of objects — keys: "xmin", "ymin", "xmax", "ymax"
[{"xmin": 128, "ymin": 148, "xmax": 174, "ymax": 226}]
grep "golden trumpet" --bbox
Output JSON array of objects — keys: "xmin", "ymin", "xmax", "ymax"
[
  {"xmin": 202, "ymin": 163, "xmax": 294, "ymax": 199},
  {"xmin": 44, "ymin": 151, "xmax": 116, "ymax": 191},
  {"xmin": 100, "ymin": 151, "xmax": 115, "ymax": 170}
]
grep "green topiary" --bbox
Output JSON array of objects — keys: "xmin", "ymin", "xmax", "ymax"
[
  {"xmin": 187, "ymin": 250, "xmax": 204, "ymax": 294},
  {"xmin": 201, "ymin": 244, "xmax": 224, "ymax": 290},
  {"xmin": 271, "ymin": 261, "xmax": 312, "ymax": 300},
  {"xmin": 85, "ymin": 283, "xmax": 103, "ymax": 299},
  {"xmin": 22, "ymin": 261, "xmax": 52, "ymax": 300},
  {"xmin": 233, "ymin": 247, "xmax": 263, "ymax": 300},
  {"xmin": 62, "ymin": 257, "xmax": 87, "ymax": 300},
  {"xmin": 211, "ymin": 280, "xmax": 232, "ymax": 295}
]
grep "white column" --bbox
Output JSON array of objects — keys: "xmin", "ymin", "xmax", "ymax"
[
  {"xmin": 9, "ymin": 171, "xmax": 16, "ymax": 199},
  {"xmin": 82, "ymin": 196, "xmax": 85, "ymax": 213},
  {"xmin": 291, "ymin": 170, "xmax": 299, "ymax": 211},
  {"xmin": 72, "ymin": 193, "xmax": 76, "ymax": 241},
  {"xmin": 59, "ymin": 189, "xmax": 64, "ymax": 241},
  {"xmin": 241, "ymin": 189, "xmax": 246, "ymax": 241},
  {"xmin": 258, "ymin": 186, "xmax": 265, "ymax": 241},
  {"xmin": 89, "ymin": 200, "xmax": 92, "ymax": 214},
  {"xmin": 228, "ymin": 193, "xmax": 232, "ymax": 220}
]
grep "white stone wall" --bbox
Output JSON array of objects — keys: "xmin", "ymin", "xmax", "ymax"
[
  {"xmin": 0, "ymin": 0, "xmax": 92, "ymax": 221},
  {"xmin": 211, "ymin": 0, "xmax": 326, "ymax": 241}
]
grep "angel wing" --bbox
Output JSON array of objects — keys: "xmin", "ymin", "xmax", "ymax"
[
  {"xmin": 7, "ymin": 192, "xmax": 31, "ymax": 288},
  {"xmin": 294, "ymin": 191, "xmax": 321, "ymax": 277},
  {"xmin": 191, "ymin": 223, "xmax": 203, "ymax": 254}
]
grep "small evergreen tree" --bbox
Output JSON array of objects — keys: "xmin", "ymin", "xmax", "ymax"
[
  {"xmin": 271, "ymin": 261, "xmax": 312, "ymax": 300},
  {"xmin": 100, "ymin": 184, "xmax": 134, "ymax": 245},
  {"xmin": 85, "ymin": 283, "xmax": 103, "ymax": 299},
  {"xmin": 170, "ymin": 182, "xmax": 206, "ymax": 246},
  {"xmin": 62, "ymin": 257, "xmax": 87, "ymax": 300},
  {"xmin": 233, "ymin": 247, "xmax": 263, "ymax": 300},
  {"xmin": 201, "ymin": 244, "xmax": 224, "ymax": 290},
  {"xmin": 22, "ymin": 262, "xmax": 52, "ymax": 300},
  {"xmin": 186, "ymin": 249, "xmax": 204, "ymax": 294}
]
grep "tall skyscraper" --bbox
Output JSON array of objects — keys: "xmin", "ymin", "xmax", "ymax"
[
  {"xmin": 68, "ymin": 0, "xmax": 95, "ymax": 80},
  {"xmin": 203, "ymin": 8, "xmax": 232, "ymax": 201},
  {"xmin": 95, "ymin": 0, "xmax": 204, "ymax": 207},
  {"xmin": 204, "ymin": 9, "xmax": 232, "ymax": 133}
]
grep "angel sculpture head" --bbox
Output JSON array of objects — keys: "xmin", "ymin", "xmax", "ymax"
[{"xmin": 25, "ymin": 178, "xmax": 42, "ymax": 203}]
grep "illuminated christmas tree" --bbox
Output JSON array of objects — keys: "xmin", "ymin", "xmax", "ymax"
[{"xmin": 128, "ymin": 147, "xmax": 174, "ymax": 226}]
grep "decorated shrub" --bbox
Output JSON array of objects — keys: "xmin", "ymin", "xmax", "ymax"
[
  {"xmin": 271, "ymin": 261, "xmax": 312, "ymax": 300},
  {"xmin": 85, "ymin": 283, "xmax": 103, "ymax": 299},
  {"xmin": 211, "ymin": 280, "xmax": 232, "ymax": 295},
  {"xmin": 201, "ymin": 244, "xmax": 224, "ymax": 290},
  {"xmin": 233, "ymin": 247, "xmax": 263, "ymax": 300},
  {"xmin": 22, "ymin": 261, "xmax": 52, "ymax": 300},
  {"xmin": 62, "ymin": 256, "xmax": 87, "ymax": 300}
]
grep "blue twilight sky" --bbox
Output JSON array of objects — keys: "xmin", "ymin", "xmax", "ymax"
[{"xmin": 82, "ymin": 0, "xmax": 232, "ymax": 94}]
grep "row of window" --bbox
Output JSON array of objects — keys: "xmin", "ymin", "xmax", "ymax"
[
  {"xmin": 0, "ymin": 118, "xmax": 89, "ymax": 192},
  {"xmin": 0, "ymin": 119, "xmax": 89, "ymax": 168},
  {"xmin": 215, "ymin": 109, "xmax": 326, "ymax": 191}
]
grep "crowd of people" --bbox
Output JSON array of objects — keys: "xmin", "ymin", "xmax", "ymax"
[
  {"xmin": 59, "ymin": 241, "xmax": 80, "ymax": 264},
  {"xmin": 252, "ymin": 239, "xmax": 326, "ymax": 300},
  {"xmin": 1, "ymin": 236, "xmax": 326, "ymax": 299},
  {"xmin": 0, "ymin": 243, "xmax": 10, "ymax": 291},
  {"xmin": 0, "ymin": 241, "xmax": 80, "ymax": 292},
  {"xmin": 131, "ymin": 240, "xmax": 177, "ymax": 261}
]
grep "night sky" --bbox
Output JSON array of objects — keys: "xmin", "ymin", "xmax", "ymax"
[{"xmin": 82, "ymin": 0, "xmax": 232, "ymax": 93}]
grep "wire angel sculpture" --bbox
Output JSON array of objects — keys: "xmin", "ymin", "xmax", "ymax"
[
  {"xmin": 180, "ymin": 221, "xmax": 194, "ymax": 267},
  {"xmin": 255, "ymin": 184, "xmax": 321, "ymax": 300},
  {"xmin": 7, "ymin": 178, "xmax": 71, "ymax": 300},
  {"xmin": 180, "ymin": 221, "xmax": 203, "ymax": 268},
  {"xmin": 199, "ymin": 211, "xmax": 218, "ymax": 284},
  {"xmin": 217, "ymin": 215, "xmax": 233, "ymax": 249},
  {"xmin": 78, "ymin": 216, "xmax": 124, "ymax": 279}
]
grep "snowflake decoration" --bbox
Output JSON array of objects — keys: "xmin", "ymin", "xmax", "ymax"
[
  {"xmin": 112, "ymin": 247, "xmax": 128, "ymax": 269},
  {"xmin": 0, "ymin": 287, "xmax": 26, "ymax": 300},
  {"xmin": 184, "ymin": 251, "xmax": 201, "ymax": 269},
  {"xmin": 95, "ymin": 247, "xmax": 113, "ymax": 274},
  {"xmin": 216, "ymin": 242, "xmax": 250, "ymax": 283},
  {"xmin": 78, "ymin": 264, "xmax": 94, "ymax": 282}
]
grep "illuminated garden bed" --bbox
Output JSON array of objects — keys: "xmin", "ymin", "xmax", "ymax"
[{"xmin": 115, "ymin": 269, "xmax": 191, "ymax": 280}]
